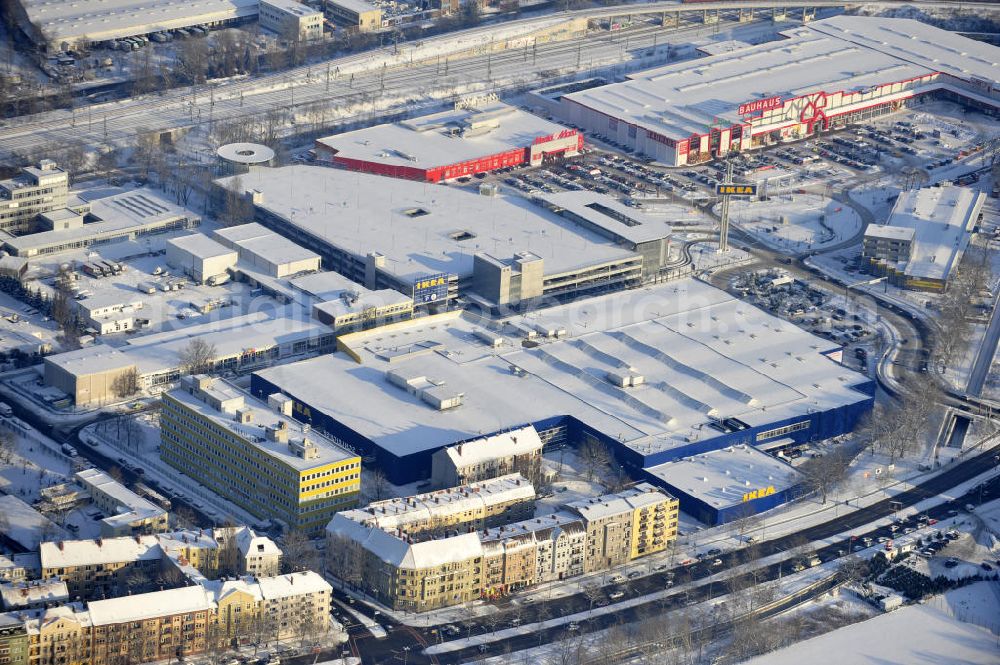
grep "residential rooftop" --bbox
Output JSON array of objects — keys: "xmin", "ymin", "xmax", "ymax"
[
  {"xmin": 340, "ymin": 473, "xmax": 535, "ymax": 535},
  {"xmin": 441, "ymin": 426, "xmax": 543, "ymax": 469},
  {"xmin": 564, "ymin": 483, "xmax": 674, "ymax": 521}
]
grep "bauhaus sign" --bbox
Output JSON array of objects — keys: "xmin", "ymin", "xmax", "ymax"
[
  {"xmin": 742, "ymin": 485, "xmax": 776, "ymax": 502},
  {"xmin": 738, "ymin": 96, "xmax": 783, "ymax": 116},
  {"xmin": 716, "ymin": 184, "xmax": 758, "ymax": 196}
]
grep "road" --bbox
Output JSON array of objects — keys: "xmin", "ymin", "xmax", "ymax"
[
  {"xmin": 966, "ymin": 290, "xmax": 1000, "ymax": 397},
  {"xmin": 330, "ymin": 444, "xmax": 1000, "ymax": 664},
  {"xmin": 0, "ymin": 14, "xmax": 796, "ymax": 159}
]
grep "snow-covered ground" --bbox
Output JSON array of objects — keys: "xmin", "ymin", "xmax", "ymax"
[
  {"xmin": 81, "ymin": 414, "xmax": 269, "ymax": 530},
  {"xmin": 742, "ymin": 586, "xmax": 1000, "ymax": 665},
  {"xmin": 724, "ymin": 193, "xmax": 862, "ymax": 253}
]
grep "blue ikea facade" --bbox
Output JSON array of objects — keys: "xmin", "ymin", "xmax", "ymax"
[{"xmin": 250, "ymin": 369, "xmax": 875, "ymax": 491}]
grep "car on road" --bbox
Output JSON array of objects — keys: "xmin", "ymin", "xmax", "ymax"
[
  {"xmin": 706, "ymin": 548, "xmax": 722, "ymax": 556},
  {"xmin": 653, "ymin": 563, "xmax": 668, "ymax": 571},
  {"xmin": 567, "ymin": 622, "xmax": 580, "ymax": 631},
  {"xmin": 627, "ymin": 571, "xmax": 642, "ymax": 579},
  {"xmin": 711, "ymin": 559, "xmax": 723, "ymax": 567},
  {"xmin": 608, "ymin": 590, "xmax": 625, "ymax": 600},
  {"xmin": 610, "ymin": 574, "xmax": 626, "ymax": 584}
]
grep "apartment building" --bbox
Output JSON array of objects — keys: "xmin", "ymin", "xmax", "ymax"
[
  {"xmin": 430, "ymin": 426, "xmax": 545, "ymax": 488},
  {"xmin": 0, "ymin": 161, "xmax": 69, "ymax": 234},
  {"xmin": 161, "ymin": 376, "xmax": 361, "ymax": 533},
  {"xmin": 327, "ymin": 483, "xmax": 677, "ymax": 611},
  {"xmin": 0, "ymin": 580, "xmax": 69, "ymax": 611},
  {"xmin": 74, "ymin": 469, "xmax": 169, "ymax": 537},
  {"xmin": 565, "ymin": 483, "xmax": 679, "ymax": 573},
  {"xmin": 38, "ymin": 528, "xmax": 281, "ymax": 601},
  {"xmin": 346, "ymin": 473, "xmax": 535, "ymax": 537},
  {"xmin": 0, "ymin": 614, "xmax": 27, "ymax": 665},
  {"xmin": 39, "ymin": 536, "xmax": 162, "ymax": 599}
]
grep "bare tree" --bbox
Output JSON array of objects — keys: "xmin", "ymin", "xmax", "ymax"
[
  {"xmin": 365, "ymin": 467, "xmax": 389, "ymax": 502},
  {"xmin": 216, "ymin": 522, "xmax": 243, "ymax": 577},
  {"xmin": 175, "ymin": 39, "xmax": 209, "ymax": 84},
  {"xmin": 0, "ymin": 428, "xmax": 15, "ymax": 464},
  {"xmin": 178, "ymin": 338, "xmax": 217, "ymax": 375},
  {"xmin": 797, "ymin": 447, "xmax": 851, "ymax": 504},
  {"xmin": 111, "ymin": 367, "xmax": 140, "ymax": 399},
  {"xmin": 578, "ymin": 438, "xmax": 610, "ymax": 482},
  {"xmin": 281, "ymin": 529, "xmax": 319, "ymax": 573}
]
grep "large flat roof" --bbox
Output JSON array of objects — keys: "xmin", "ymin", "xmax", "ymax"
[
  {"xmin": 18, "ymin": 0, "xmax": 259, "ymax": 44},
  {"xmin": 217, "ymin": 166, "xmax": 637, "ymax": 283},
  {"xmin": 254, "ymin": 279, "xmax": 870, "ymax": 459},
  {"xmin": 5, "ymin": 189, "xmax": 199, "ymax": 255},
  {"xmin": 882, "ymin": 185, "xmax": 983, "ymax": 282},
  {"xmin": 213, "ymin": 222, "xmax": 320, "ymax": 269},
  {"xmin": 536, "ymin": 190, "xmax": 673, "ymax": 245},
  {"xmin": 317, "ymin": 103, "xmax": 572, "ymax": 170},
  {"xmin": 563, "ymin": 16, "xmax": 999, "ymax": 140},
  {"xmin": 645, "ymin": 444, "xmax": 801, "ymax": 510}
]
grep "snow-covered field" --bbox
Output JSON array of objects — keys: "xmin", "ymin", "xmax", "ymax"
[
  {"xmin": 725, "ymin": 193, "xmax": 862, "ymax": 252},
  {"xmin": 741, "ymin": 599, "xmax": 999, "ymax": 665}
]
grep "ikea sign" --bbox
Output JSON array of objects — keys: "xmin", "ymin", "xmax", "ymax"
[
  {"xmin": 716, "ymin": 184, "xmax": 758, "ymax": 197},
  {"xmin": 742, "ymin": 485, "xmax": 776, "ymax": 503},
  {"xmin": 413, "ymin": 274, "xmax": 449, "ymax": 303}
]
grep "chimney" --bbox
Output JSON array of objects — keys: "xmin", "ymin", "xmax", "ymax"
[
  {"xmin": 134, "ymin": 535, "xmax": 141, "ymax": 544},
  {"xmin": 57, "ymin": 542, "xmax": 64, "ymax": 551},
  {"xmin": 95, "ymin": 538, "xmax": 102, "ymax": 548}
]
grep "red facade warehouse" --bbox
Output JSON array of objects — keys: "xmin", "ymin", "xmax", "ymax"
[{"xmin": 315, "ymin": 102, "xmax": 583, "ymax": 183}]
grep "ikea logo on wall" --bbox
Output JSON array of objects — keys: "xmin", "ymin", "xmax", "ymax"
[
  {"xmin": 716, "ymin": 184, "xmax": 758, "ymax": 196},
  {"xmin": 742, "ymin": 485, "xmax": 776, "ymax": 502},
  {"xmin": 414, "ymin": 276, "xmax": 446, "ymax": 290}
]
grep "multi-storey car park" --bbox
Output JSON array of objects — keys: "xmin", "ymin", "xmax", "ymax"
[
  {"xmin": 216, "ymin": 166, "xmax": 674, "ymax": 310},
  {"xmin": 314, "ymin": 102, "xmax": 583, "ymax": 183},
  {"xmin": 547, "ymin": 16, "xmax": 1000, "ymax": 167},
  {"xmin": 252, "ymin": 278, "xmax": 875, "ymax": 523}
]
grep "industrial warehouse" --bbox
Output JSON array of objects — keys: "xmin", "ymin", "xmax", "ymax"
[
  {"xmin": 252, "ymin": 278, "xmax": 874, "ymax": 523},
  {"xmin": 552, "ymin": 16, "xmax": 1000, "ymax": 167},
  {"xmin": 314, "ymin": 101, "xmax": 583, "ymax": 183},
  {"xmin": 216, "ymin": 166, "xmax": 673, "ymax": 309}
]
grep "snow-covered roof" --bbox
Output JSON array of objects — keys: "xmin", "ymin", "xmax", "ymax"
[
  {"xmin": 39, "ymin": 535, "xmax": 161, "ymax": 570},
  {"xmin": 876, "ymin": 185, "xmax": 983, "ymax": 282},
  {"xmin": 317, "ymin": 103, "xmax": 572, "ymax": 170},
  {"xmin": 535, "ymin": 190, "xmax": 673, "ymax": 245},
  {"xmin": 213, "ymin": 222, "xmax": 320, "ymax": 270},
  {"xmin": 312, "ymin": 289, "xmax": 412, "ymax": 320},
  {"xmin": 18, "ymin": 0, "xmax": 260, "ymax": 45},
  {"xmin": 4, "ymin": 189, "xmax": 200, "ymax": 256},
  {"xmin": 255, "ymin": 278, "xmax": 872, "ymax": 460},
  {"xmin": 87, "ymin": 585, "xmax": 214, "ymax": 626},
  {"xmin": 326, "ymin": 515, "xmax": 484, "ymax": 570},
  {"xmin": 74, "ymin": 468, "xmax": 164, "ymax": 525},
  {"xmin": 864, "ymin": 225, "xmax": 916, "ymax": 242},
  {"xmin": 564, "ymin": 483, "xmax": 674, "ymax": 521},
  {"xmin": 43, "ymin": 345, "xmax": 134, "ymax": 375},
  {"xmin": 479, "ymin": 511, "xmax": 584, "ymax": 544},
  {"xmin": 441, "ymin": 426, "xmax": 544, "ymax": 469},
  {"xmin": 256, "ymin": 571, "xmax": 330, "ymax": 598},
  {"xmin": 564, "ymin": 16, "xmax": 1000, "ymax": 141},
  {"xmin": 167, "ymin": 376, "xmax": 357, "ymax": 471},
  {"xmin": 235, "ymin": 527, "xmax": 281, "ymax": 559},
  {"xmin": 0, "ymin": 579, "xmax": 69, "ymax": 608},
  {"xmin": 645, "ymin": 444, "xmax": 801, "ymax": 509},
  {"xmin": 341, "ymin": 473, "xmax": 535, "ymax": 533},
  {"xmin": 0, "ymin": 496, "xmax": 68, "ymax": 551},
  {"xmin": 216, "ymin": 166, "xmax": 638, "ymax": 284},
  {"xmin": 167, "ymin": 233, "xmax": 237, "ymax": 260}
]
